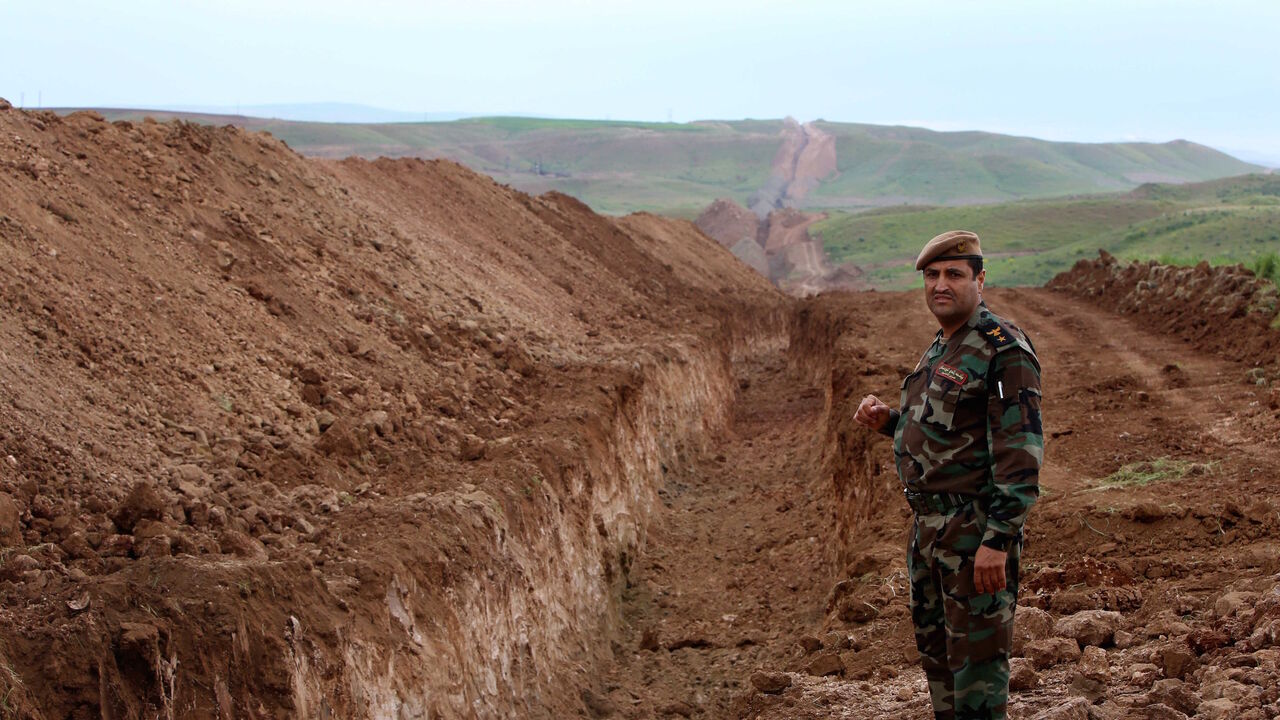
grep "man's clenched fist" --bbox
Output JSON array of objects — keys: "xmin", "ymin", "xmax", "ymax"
[{"xmin": 854, "ymin": 394, "xmax": 892, "ymax": 432}]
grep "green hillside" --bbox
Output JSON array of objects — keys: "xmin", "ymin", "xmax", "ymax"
[
  {"xmin": 810, "ymin": 123, "xmax": 1256, "ymax": 205},
  {"xmin": 78, "ymin": 109, "xmax": 1259, "ymax": 216},
  {"xmin": 814, "ymin": 174, "xmax": 1280, "ymax": 289}
]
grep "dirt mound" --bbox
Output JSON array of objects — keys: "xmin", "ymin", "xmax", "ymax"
[
  {"xmin": 693, "ymin": 198, "xmax": 867, "ymax": 296},
  {"xmin": 0, "ymin": 103, "xmax": 783, "ymax": 718},
  {"xmin": 695, "ymin": 198, "xmax": 761, "ymax": 249},
  {"xmin": 1048, "ymin": 251, "xmax": 1280, "ymax": 368}
]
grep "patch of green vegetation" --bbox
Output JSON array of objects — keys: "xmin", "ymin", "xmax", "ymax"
[
  {"xmin": 1250, "ymin": 252, "xmax": 1280, "ymax": 284},
  {"xmin": 1089, "ymin": 457, "xmax": 1213, "ymax": 491},
  {"xmin": 815, "ymin": 174, "xmax": 1280, "ymax": 289}
]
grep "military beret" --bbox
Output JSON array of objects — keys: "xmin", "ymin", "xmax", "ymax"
[{"xmin": 915, "ymin": 230, "xmax": 983, "ymax": 271}]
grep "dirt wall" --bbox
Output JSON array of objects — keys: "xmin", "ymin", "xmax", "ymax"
[
  {"xmin": 784, "ymin": 294, "xmax": 918, "ymax": 571},
  {"xmin": 0, "ymin": 103, "xmax": 788, "ymax": 718}
]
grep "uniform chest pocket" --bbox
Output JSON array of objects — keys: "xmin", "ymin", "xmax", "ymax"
[{"xmin": 921, "ymin": 367, "xmax": 984, "ymax": 430}]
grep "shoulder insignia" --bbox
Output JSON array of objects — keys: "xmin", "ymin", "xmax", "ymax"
[{"xmin": 977, "ymin": 319, "xmax": 1016, "ymax": 350}]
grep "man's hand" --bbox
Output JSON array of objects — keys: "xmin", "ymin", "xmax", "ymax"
[
  {"xmin": 854, "ymin": 394, "xmax": 892, "ymax": 432},
  {"xmin": 973, "ymin": 545, "xmax": 1008, "ymax": 595}
]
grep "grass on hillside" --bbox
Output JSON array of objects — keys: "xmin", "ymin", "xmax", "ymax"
[{"xmin": 815, "ymin": 174, "xmax": 1280, "ymax": 289}]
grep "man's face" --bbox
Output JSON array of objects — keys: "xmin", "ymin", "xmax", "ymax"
[{"xmin": 923, "ymin": 259, "xmax": 985, "ymax": 327}]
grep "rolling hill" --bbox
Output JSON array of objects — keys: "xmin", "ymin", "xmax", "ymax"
[
  {"xmin": 813, "ymin": 173, "xmax": 1280, "ymax": 289},
  {"xmin": 71, "ymin": 109, "xmax": 1260, "ymax": 216}
]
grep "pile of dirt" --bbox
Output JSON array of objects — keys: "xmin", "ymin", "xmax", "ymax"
[
  {"xmin": 1048, "ymin": 250, "xmax": 1280, "ymax": 369},
  {"xmin": 694, "ymin": 198, "xmax": 867, "ymax": 296},
  {"xmin": 694, "ymin": 198, "xmax": 760, "ymax": 249},
  {"xmin": 0, "ymin": 101, "xmax": 785, "ymax": 718}
]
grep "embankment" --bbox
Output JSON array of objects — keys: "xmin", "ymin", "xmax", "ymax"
[
  {"xmin": 1048, "ymin": 251, "xmax": 1280, "ymax": 367},
  {"xmin": 0, "ymin": 103, "xmax": 788, "ymax": 717}
]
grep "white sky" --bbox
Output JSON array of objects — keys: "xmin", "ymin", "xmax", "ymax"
[{"xmin": 3, "ymin": 0, "xmax": 1278, "ymax": 157}]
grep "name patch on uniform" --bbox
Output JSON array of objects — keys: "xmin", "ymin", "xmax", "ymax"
[{"xmin": 936, "ymin": 363, "xmax": 968, "ymax": 385}]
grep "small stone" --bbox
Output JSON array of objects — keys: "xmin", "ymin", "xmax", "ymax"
[
  {"xmin": 0, "ymin": 491, "xmax": 22, "ymax": 545},
  {"xmin": 1009, "ymin": 657, "xmax": 1040, "ymax": 691},
  {"xmin": 1159, "ymin": 644, "xmax": 1197, "ymax": 680},
  {"xmin": 1026, "ymin": 637, "xmax": 1082, "ymax": 669},
  {"xmin": 1195, "ymin": 698, "xmax": 1238, "ymax": 720},
  {"xmin": 639, "ymin": 627, "xmax": 660, "ymax": 651},
  {"xmin": 0, "ymin": 553, "xmax": 41, "ymax": 582},
  {"xmin": 110, "ymin": 482, "xmax": 167, "ymax": 532},
  {"xmin": 579, "ymin": 688, "xmax": 615, "ymax": 719},
  {"xmin": 658, "ymin": 701, "xmax": 695, "ymax": 718},
  {"xmin": 458, "ymin": 434, "xmax": 486, "ymax": 462},
  {"xmin": 1014, "ymin": 606, "xmax": 1055, "ymax": 656},
  {"xmin": 798, "ymin": 635, "xmax": 823, "ymax": 654},
  {"xmin": 806, "ymin": 652, "xmax": 844, "ymax": 677},
  {"xmin": 1125, "ymin": 501, "xmax": 1169, "ymax": 522},
  {"xmin": 219, "ymin": 530, "xmax": 269, "ymax": 561},
  {"xmin": 1146, "ymin": 678, "xmax": 1200, "ymax": 715},
  {"xmin": 361, "ymin": 410, "xmax": 390, "ymax": 436},
  {"xmin": 136, "ymin": 535, "xmax": 173, "ymax": 558},
  {"xmin": 173, "ymin": 463, "xmax": 207, "ymax": 483},
  {"xmin": 1070, "ymin": 645, "xmax": 1110, "ymax": 701},
  {"xmin": 1214, "ymin": 591, "xmax": 1260, "ymax": 619},
  {"xmin": 1029, "ymin": 696, "xmax": 1091, "ymax": 720},
  {"xmin": 1055, "ymin": 610, "xmax": 1125, "ymax": 648},
  {"xmin": 1187, "ymin": 628, "xmax": 1230, "ymax": 655},
  {"xmin": 1130, "ymin": 663, "xmax": 1163, "ymax": 688},
  {"xmin": 315, "ymin": 411, "xmax": 337, "ymax": 432},
  {"xmin": 1079, "ymin": 646, "xmax": 1110, "ymax": 682},
  {"xmin": 1129, "ymin": 704, "xmax": 1189, "ymax": 720},
  {"xmin": 750, "ymin": 670, "xmax": 791, "ymax": 694},
  {"xmin": 98, "ymin": 534, "xmax": 134, "ymax": 557}
]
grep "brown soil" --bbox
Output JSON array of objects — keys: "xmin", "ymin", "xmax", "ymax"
[
  {"xmin": 4, "ymin": 99, "xmax": 1280, "ymax": 720},
  {"xmin": 695, "ymin": 199, "xmax": 760, "ymax": 250},
  {"xmin": 694, "ymin": 199, "xmax": 866, "ymax": 297}
]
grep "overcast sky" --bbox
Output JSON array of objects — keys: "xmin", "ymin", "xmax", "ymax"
[{"xmin": 3, "ymin": 0, "xmax": 1277, "ymax": 160}]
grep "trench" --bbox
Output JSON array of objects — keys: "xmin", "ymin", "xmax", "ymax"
[{"xmin": 286, "ymin": 310, "xmax": 819, "ymax": 718}]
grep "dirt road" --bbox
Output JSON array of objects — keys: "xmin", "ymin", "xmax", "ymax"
[{"xmin": 601, "ymin": 287, "xmax": 1280, "ymax": 719}]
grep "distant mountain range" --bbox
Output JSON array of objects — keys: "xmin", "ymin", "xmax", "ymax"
[{"xmin": 66, "ymin": 107, "xmax": 1262, "ymax": 215}]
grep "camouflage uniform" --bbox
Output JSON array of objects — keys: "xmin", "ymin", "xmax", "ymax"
[{"xmin": 878, "ymin": 302, "xmax": 1042, "ymax": 720}]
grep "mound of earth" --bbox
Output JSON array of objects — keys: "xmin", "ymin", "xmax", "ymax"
[
  {"xmin": 1049, "ymin": 250, "xmax": 1280, "ymax": 368},
  {"xmin": 0, "ymin": 102, "xmax": 784, "ymax": 718},
  {"xmin": 694, "ymin": 198, "xmax": 866, "ymax": 296},
  {"xmin": 695, "ymin": 198, "xmax": 760, "ymax": 249}
]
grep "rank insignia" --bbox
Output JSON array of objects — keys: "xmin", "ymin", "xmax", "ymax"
[{"xmin": 936, "ymin": 363, "xmax": 968, "ymax": 385}]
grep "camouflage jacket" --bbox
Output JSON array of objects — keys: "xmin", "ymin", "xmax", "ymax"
[{"xmin": 879, "ymin": 302, "xmax": 1043, "ymax": 551}]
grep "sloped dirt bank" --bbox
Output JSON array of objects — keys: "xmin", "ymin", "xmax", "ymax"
[
  {"xmin": 0, "ymin": 103, "xmax": 788, "ymax": 718},
  {"xmin": 1048, "ymin": 251, "xmax": 1280, "ymax": 369}
]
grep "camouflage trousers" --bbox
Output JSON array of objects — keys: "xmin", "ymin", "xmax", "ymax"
[{"xmin": 908, "ymin": 502, "xmax": 1021, "ymax": 720}]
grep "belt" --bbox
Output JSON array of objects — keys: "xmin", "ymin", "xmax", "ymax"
[{"xmin": 903, "ymin": 489, "xmax": 975, "ymax": 515}]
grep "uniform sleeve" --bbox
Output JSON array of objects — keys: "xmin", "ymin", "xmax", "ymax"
[
  {"xmin": 877, "ymin": 409, "xmax": 901, "ymax": 438},
  {"xmin": 981, "ymin": 347, "xmax": 1043, "ymax": 551}
]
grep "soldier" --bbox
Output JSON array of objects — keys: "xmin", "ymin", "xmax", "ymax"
[{"xmin": 854, "ymin": 230, "xmax": 1042, "ymax": 720}]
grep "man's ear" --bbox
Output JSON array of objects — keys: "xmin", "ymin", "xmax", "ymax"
[{"xmin": 976, "ymin": 269, "xmax": 986, "ymax": 291}]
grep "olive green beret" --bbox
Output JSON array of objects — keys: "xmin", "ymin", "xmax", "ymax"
[{"xmin": 915, "ymin": 230, "xmax": 983, "ymax": 271}]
